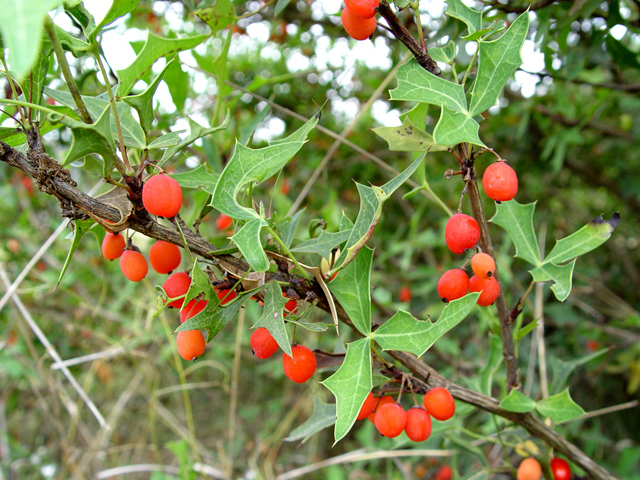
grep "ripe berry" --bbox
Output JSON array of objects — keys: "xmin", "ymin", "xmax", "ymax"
[
  {"xmin": 550, "ymin": 458, "xmax": 572, "ymax": 480},
  {"xmin": 367, "ymin": 396, "xmax": 395, "ymax": 424},
  {"xmin": 102, "ymin": 232, "xmax": 125, "ymax": 260},
  {"xmin": 149, "ymin": 240, "xmax": 181, "ymax": 274},
  {"xmin": 399, "ymin": 285, "xmax": 412, "ymax": 303},
  {"xmin": 341, "ymin": 6, "xmax": 377, "ymax": 41},
  {"xmin": 119, "ymin": 250, "xmax": 148, "ymax": 282},
  {"xmin": 250, "ymin": 327, "xmax": 280, "ymax": 359},
  {"xmin": 216, "ymin": 213, "xmax": 233, "ymax": 231},
  {"xmin": 356, "ymin": 391, "xmax": 377, "ymax": 420},
  {"xmin": 176, "ymin": 330, "xmax": 206, "ymax": 361},
  {"xmin": 374, "ymin": 403, "xmax": 407, "ymax": 437},
  {"xmin": 216, "ymin": 288, "xmax": 237, "ymax": 305},
  {"xmin": 482, "ymin": 161, "xmax": 518, "ymax": 202},
  {"xmin": 344, "ymin": 0, "xmax": 379, "ymax": 19},
  {"xmin": 469, "ymin": 275, "xmax": 500, "ymax": 306},
  {"xmin": 445, "ymin": 213, "xmax": 480, "ymax": 254},
  {"xmin": 142, "ymin": 174, "xmax": 182, "ymax": 218},
  {"xmin": 163, "ymin": 272, "xmax": 191, "ymax": 308},
  {"xmin": 471, "ymin": 252, "xmax": 495, "ymax": 279},
  {"xmin": 423, "ymin": 387, "xmax": 455, "ymax": 421},
  {"xmin": 284, "ymin": 298, "xmax": 298, "ymax": 316},
  {"xmin": 282, "ymin": 345, "xmax": 317, "ymax": 383},
  {"xmin": 437, "ymin": 269, "xmax": 470, "ymax": 303},
  {"xmin": 280, "ymin": 178, "xmax": 291, "ymax": 195},
  {"xmin": 404, "ymin": 406, "xmax": 432, "ymax": 442},
  {"xmin": 434, "ymin": 466, "xmax": 453, "ymax": 480},
  {"xmin": 180, "ymin": 298, "xmax": 208, "ymax": 323},
  {"xmin": 517, "ymin": 458, "xmax": 542, "ymax": 480}
]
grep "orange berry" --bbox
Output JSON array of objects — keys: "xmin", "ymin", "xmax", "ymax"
[
  {"xmin": 149, "ymin": 240, "xmax": 181, "ymax": 274},
  {"xmin": 102, "ymin": 232, "xmax": 125, "ymax": 260},
  {"xmin": 367, "ymin": 396, "xmax": 395, "ymax": 424},
  {"xmin": 423, "ymin": 387, "xmax": 455, "ymax": 421},
  {"xmin": 356, "ymin": 391, "xmax": 377, "ymax": 420},
  {"xmin": 374, "ymin": 403, "xmax": 407, "ymax": 437},
  {"xmin": 468, "ymin": 275, "xmax": 500, "ymax": 306},
  {"xmin": 282, "ymin": 345, "xmax": 317, "ymax": 383},
  {"xmin": 404, "ymin": 406, "xmax": 432, "ymax": 442},
  {"xmin": 482, "ymin": 162, "xmax": 518, "ymax": 202},
  {"xmin": 399, "ymin": 285, "xmax": 412, "ymax": 303},
  {"xmin": 163, "ymin": 272, "xmax": 191, "ymax": 308},
  {"xmin": 216, "ymin": 213, "xmax": 233, "ymax": 231},
  {"xmin": 119, "ymin": 250, "xmax": 148, "ymax": 282},
  {"xmin": 180, "ymin": 298, "xmax": 208, "ymax": 323},
  {"xmin": 471, "ymin": 252, "xmax": 495, "ymax": 279},
  {"xmin": 517, "ymin": 458, "xmax": 542, "ymax": 480},
  {"xmin": 176, "ymin": 330, "xmax": 206, "ymax": 361},
  {"xmin": 250, "ymin": 327, "xmax": 279, "ymax": 359},
  {"xmin": 341, "ymin": 6, "xmax": 377, "ymax": 41},
  {"xmin": 142, "ymin": 174, "xmax": 182, "ymax": 218},
  {"xmin": 284, "ymin": 297, "xmax": 298, "ymax": 316},
  {"xmin": 437, "ymin": 269, "xmax": 469, "ymax": 303},
  {"xmin": 344, "ymin": 0, "xmax": 379, "ymax": 19}
]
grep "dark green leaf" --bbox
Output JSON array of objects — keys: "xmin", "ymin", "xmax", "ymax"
[
  {"xmin": 445, "ymin": 0, "xmax": 483, "ymax": 34},
  {"xmin": 490, "ymin": 201, "xmax": 541, "ymax": 266},
  {"xmin": 170, "ymin": 166, "xmax": 219, "ymax": 191},
  {"xmin": 548, "ymin": 348, "xmax": 609, "ymax": 395},
  {"xmin": 479, "ymin": 334, "xmax": 503, "ymax": 396}
]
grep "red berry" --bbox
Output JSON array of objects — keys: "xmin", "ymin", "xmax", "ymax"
[
  {"xmin": 445, "ymin": 213, "xmax": 480, "ymax": 254},
  {"xmin": 216, "ymin": 288, "xmax": 237, "ymax": 305},
  {"xmin": 180, "ymin": 298, "xmax": 208, "ymax": 323},
  {"xmin": 404, "ymin": 406, "xmax": 432, "ymax": 442},
  {"xmin": 149, "ymin": 240, "xmax": 181, "ymax": 274},
  {"xmin": 341, "ymin": 6, "xmax": 377, "ymax": 41},
  {"xmin": 550, "ymin": 458, "xmax": 572, "ymax": 480},
  {"xmin": 367, "ymin": 396, "xmax": 395, "ymax": 424},
  {"xmin": 344, "ymin": 0, "xmax": 379, "ymax": 19},
  {"xmin": 284, "ymin": 298, "xmax": 298, "ymax": 316},
  {"xmin": 280, "ymin": 178, "xmax": 291, "ymax": 195},
  {"xmin": 102, "ymin": 232, "xmax": 125, "ymax": 260},
  {"xmin": 586, "ymin": 339, "xmax": 600, "ymax": 352},
  {"xmin": 163, "ymin": 272, "xmax": 191, "ymax": 308},
  {"xmin": 216, "ymin": 213, "xmax": 233, "ymax": 231},
  {"xmin": 356, "ymin": 391, "xmax": 377, "ymax": 420},
  {"xmin": 374, "ymin": 403, "xmax": 407, "ymax": 437},
  {"xmin": 119, "ymin": 250, "xmax": 148, "ymax": 282},
  {"xmin": 517, "ymin": 458, "xmax": 542, "ymax": 480},
  {"xmin": 423, "ymin": 387, "xmax": 455, "ymax": 421},
  {"xmin": 142, "ymin": 174, "xmax": 182, "ymax": 218},
  {"xmin": 482, "ymin": 161, "xmax": 518, "ymax": 202},
  {"xmin": 468, "ymin": 275, "xmax": 500, "ymax": 306},
  {"xmin": 176, "ymin": 330, "xmax": 206, "ymax": 360},
  {"xmin": 434, "ymin": 466, "xmax": 453, "ymax": 480},
  {"xmin": 471, "ymin": 252, "xmax": 495, "ymax": 279},
  {"xmin": 282, "ymin": 345, "xmax": 317, "ymax": 383},
  {"xmin": 437, "ymin": 269, "xmax": 470, "ymax": 303},
  {"xmin": 399, "ymin": 285, "xmax": 412, "ymax": 303},
  {"xmin": 250, "ymin": 327, "xmax": 279, "ymax": 359}
]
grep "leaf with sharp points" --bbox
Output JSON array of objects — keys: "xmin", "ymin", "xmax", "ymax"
[
  {"xmin": 64, "ymin": 0, "xmax": 96, "ymax": 33},
  {"xmin": 147, "ymin": 132, "xmax": 183, "ymax": 149},
  {"xmin": 164, "ymin": 57, "xmax": 189, "ymax": 112},
  {"xmin": 285, "ymin": 395, "xmax": 336, "ymax": 443},
  {"xmin": 429, "ymin": 40, "xmax": 457, "ymax": 63},
  {"xmin": 548, "ymin": 349, "xmax": 609, "ymax": 395},
  {"xmin": 322, "ymin": 338, "xmax": 372, "ymax": 444},
  {"xmin": 479, "ymin": 334, "xmax": 503, "ymax": 396},
  {"xmin": 88, "ymin": 0, "xmax": 141, "ymax": 42},
  {"xmin": 372, "ymin": 116, "xmax": 449, "ymax": 152},
  {"xmin": 469, "ymin": 13, "xmax": 529, "ymax": 116},
  {"xmin": 196, "ymin": 0, "xmax": 236, "ymax": 33},
  {"xmin": 169, "ymin": 166, "xmax": 219, "ymax": 191},
  {"xmin": 328, "ymin": 246, "xmax": 373, "ymax": 336},
  {"xmin": 544, "ymin": 212, "xmax": 620, "ymax": 265},
  {"xmin": 291, "ymin": 230, "xmax": 352, "ymax": 259},
  {"xmin": 57, "ymin": 219, "xmax": 94, "ymax": 287},
  {"xmin": 499, "ymin": 389, "xmax": 536, "ymax": 413},
  {"xmin": 281, "ymin": 209, "xmax": 304, "ymax": 249},
  {"xmin": 29, "ymin": 41, "xmax": 52, "ymax": 107},
  {"xmin": 251, "ymin": 281, "xmax": 291, "ymax": 356},
  {"xmin": 462, "ymin": 20, "xmax": 506, "ymax": 41},
  {"xmin": 433, "ymin": 107, "xmax": 484, "ymax": 147},
  {"xmin": 529, "ymin": 260, "xmax": 576, "ymax": 302},
  {"xmin": 116, "ymin": 32, "xmax": 209, "ymax": 95},
  {"xmin": 445, "ymin": 0, "xmax": 483, "ymax": 34},
  {"xmin": 211, "ymin": 115, "xmax": 318, "ymax": 220},
  {"xmin": 515, "ymin": 317, "xmax": 540, "ymax": 341},
  {"xmin": 536, "ymin": 389, "xmax": 585, "ymax": 423},
  {"xmin": 373, "ymin": 293, "xmax": 478, "ymax": 357},
  {"xmin": 161, "ymin": 112, "xmax": 231, "ymax": 165},
  {"xmin": 390, "ymin": 60, "xmax": 468, "ymax": 114},
  {"xmin": 231, "ymin": 217, "xmax": 269, "ymax": 272},
  {"xmin": 117, "ymin": 105, "xmax": 146, "ymax": 149},
  {"xmin": 0, "ymin": 0, "xmax": 62, "ymax": 82},
  {"xmin": 490, "ymin": 201, "xmax": 541, "ymax": 266}
]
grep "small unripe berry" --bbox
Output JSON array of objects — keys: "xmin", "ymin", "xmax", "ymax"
[
  {"xmin": 341, "ymin": 6, "xmax": 377, "ymax": 41},
  {"xmin": 102, "ymin": 232, "xmax": 125, "ymax": 260},
  {"xmin": 550, "ymin": 458, "xmax": 572, "ymax": 480},
  {"xmin": 149, "ymin": 240, "xmax": 181, "ymax": 274},
  {"xmin": 163, "ymin": 272, "xmax": 191, "ymax": 308},
  {"xmin": 445, "ymin": 213, "xmax": 480, "ymax": 254},
  {"xmin": 367, "ymin": 396, "xmax": 395, "ymax": 424},
  {"xmin": 482, "ymin": 161, "xmax": 518, "ymax": 202},
  {"xmin": 142, "ymin": 174, "xmax": 182, "ymax": 218},
  {"xmin": 119, "ymin": 250, "xmax": 148, "ymax": 282},
  {"xmin": 437, "ymin": 269, "xmax": 470, "ymax": 303},
  {"xmin": 356, "ymin": 391, "xmax": 377, "ymax": 420},
  {"xmin": 471, "ymin": 252, "xmax": 495, "ymax": 279},
  {"xmin": 423, "ymin": 387, "xmax": 455, "ymax": 421},
  {"xmin": 374, "ymin": 403, "xmax": 407, "ymax": 437},
  {"xmin": 344, "ymin": 0, "xmax": 379, "ymax": 19},
  {"xmin": 176, "ymin": 330, "xmax": 206, "ymax": 361},
  {"xmin": 250, "ymin": 327, "xmax": 279, "ymax": 359},
  {"xmin": 469, "ymin": 275, "xmax": 500, "ymax": 306},
  {"xmin": 282, "ymin": 345, "xmax": 317, "ymax": 383},
  {"xmin": 404, "ymin": 407, "xmax": 432, "ymax": 442},
  {"xmin": 216, "ymin": 213, "xmax": 233, "ymax": 231},
  {"xmin": 180, "ymin": 298, "xmax": 208, "ymax": 323},
  {"xmin": 517, "ymin": 457, "xmax": 542, "ymax": 480}
]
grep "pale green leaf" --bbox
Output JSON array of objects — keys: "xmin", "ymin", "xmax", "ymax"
[
  {"xmin": 147, "ymin": 132, "xmax": 183, "ymax": 149},
  {"xmin": 88, "ymin": 0, "xmax": 139, "ymax": 42},
  {"xmin": 514, "ymin": 317, "xmax": 539, "ymax": 341},
  {"xmin": 548, "ymin": 349, "xmax": 609, "ymax": 395},
  {"xmin": 57, "ymin": 220, "xmax": 94, "ymax": 287},
  {"xmin": 196, "ymin": 0, "xmax": 236, "ymax": 33},
  {"xmin": 499, "ymin": 389, "xmax": 536, "ymax": 413},
  {"xmin": 274, "ymin": 0, "xmax": 293, "ymax": 16},
  {"xmin": 285, "ymin": 395, "xmax": 336, "ymax": 443},
  {"xmin": 231, "ymin": 217, "xmax": 269, "ymax": 272},
  {"xmin": 372, "ymin": 116, "xmax": 449, "ymax": 152},
  {"xmin": 161, "ymin": 113, "xmax": 231, "ymax": 165},
  {"xmin": 529, "ymin": 260, "xmax": 576, "ymax": 302},
  {"xmin": 281, "ymin": 209, "xmax": 304, "ymax": 249},
  {"xmin": 291, "ymin": 230, "xmax": 352, "ymax": 259},
  {"xmin": 169, "ymin": 166, "xmax": 219, "ymax": 191},
  {"xmin": 429, "ymin": 41, "xmax": 457, "ymax": 63},
  {"xmin": 490, "ymin": 201, "xmax": 541, "ymax": 266},
  {"xmin": 433, "ymin": 107, "xmax": 484, "ymax": 147},
  {"xmin": 445, "ymin": 0, "xmax": 483, "ymax": 34},
  {"xmin": 251, "ymin": 281, "xmax": 291, "ymax": 356},
  {"xmin": 536, "ymin": 389, "xmax": 585, "ymax": 423},
  {"xmin": 117, "ymin": 105, "xmax": 146, "ymax": 149},
  {"xmin": 479, "ymin": 334, "xmax": 503, "ymax": 397}
]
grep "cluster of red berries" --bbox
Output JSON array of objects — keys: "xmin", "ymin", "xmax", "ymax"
[
  {"xmin": 517, "ymin": 457, "xmax": 572, "ymax": 480},
  {"xmin": 356, "ymin": 387, "xmax": 455, "ymax": 441},
  {"xmin": 341, "ymin": 0, "xmax": 379, "ymax": 41},
  {"xmin": 437, "ymin": 251, "xmax": 499, "ymax": 306}
]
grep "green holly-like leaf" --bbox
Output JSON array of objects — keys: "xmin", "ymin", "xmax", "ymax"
[
  {"xmin": 291, "ymin": 230, "xmax": 352, "ymax": 259},
  {"xmin": 445, "ymin": 0, "xmax": 483, "ymax": 34},
  {"xmin": 169, "ymin": 165, "xmax": 219, "ymax": 191},
  {"xmin": 281, "ymin": 209, "xmax": 305, "ymax": 249},
  {"xmin": 196, "ymin": 0, "xmax": 236, "ymax": 33},
  {"xmin": 210, "ymin": 114, "xmax": 318, "ymax": 220},
  {"xmin": 469, "ymin": 13, "xmax": 529, "ymax": 117},
  {"xmin": 57, "ymin": 220, "xmax": 94, "ymax": 287},
  {"xmin": 54, "ymin": 24, "xmax": 90, "ymax": 57},
  {"xmin": 548, "ymin": 348, "xmax": 609, "ymax": 395},
  {"xmin": 433, "ymin": 107, "xmax": 484, "ymax": 147},
  {"xmin": 479, "ymin": 334, "xmax": 503, "ymax": 397},
  {"xmin": 514, "ymin": 317, "xmax": 539, "ymax": 341},
  {"xmin": 147, "ymin": 132, "xmax": 183, "ymax": 149},
  {"xmin": 321, "ymin": 337, "xmax": 372, "ymax": 444},
  {"xmin": 529, "ymin": 260, "xmax": 576, "ymax": 302},
  {"xmin": 88, "ymin": 0, "xmax": 139, "ymax": 42},
  {"xmin": 251, "ymin": 281, "xmax": 291, "ymax": 357},
  {"xmin": 231, "ymin": 217, "xmax": 269, "ymax": 273},
  {"xmin": 117, "ymin": 105, "xmax": 146, "ymax": 149},
  {"xmin": 462, "ymin": 20, "xmax": 506, "ymax": 42},
  {"xmin": 328, "ymin": 247, "xmax": 373, "ymax": 336},
  {"xmin": 544, "ymin": 213, "xmax": 620, "ymax": 265},
  {"xmin": 116, "ymin": 32, "xmax": 209, "ymax": 95},
  {"xmin": 372, "ymin": 117, "xmax": 449, "ymax": 152},
  {"xmin": 182, "ymin": 261, "xmax": 213, "ymax": 308},
  {"xmin": 390, "ymin": 60, "xmax": 468, "ymax": 114},
  {"xmin": 161, "ymin": 112, "xmax": 231, "ymax": 165},
  {"xmin": 499, "ymin": 389, "xmax": 536, "ymax": 413},
  {"xmin": 490, "ymin": 201, "xmax": 541, "ymax": 266},
  {"xmin": 63, "ymin": 0, "xmax": 96, "ymax": 33},
  {"xmin": 429, "ymin": 40, "xmax": 457, "ymax": 63},
  {"xmin": 29, "ymin": 42, "xmax": 52, "ymax": 108},
  {"xmin": 285, "ymin": 395, "xmax": 336, "ymax": 443},
  {"xmin": 536, "ymin": 389, "xmax": 585, "ymax": 423},
  {"xmin": 164, "ymin": 57, "xmax": 189, "ymax": 112},
  {"xmin": 373, "ymin": 293, "xmax": 479, "ymax": 357}
]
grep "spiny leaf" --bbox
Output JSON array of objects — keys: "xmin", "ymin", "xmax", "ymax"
[
  {"xmin": 196, "ymin": 0, "xmax": 236, "ymax": 33},
  {"xmin": 231, "ymin": 217, "xmax": 269, "ymax": 273},
  {"xmin": 445, "ymin": 0, "xmax": 483, "ymax": 35},
  {"xmin": 161, "ymin": 112, "xmax": 231, "ymax": 165},
  {"xmin": 490, "ymin": 201, "xmax": 541, "ymax": 266},
  {"xmin": 285, "ymin": 395, "xmax": 336, "ymax": 443},
  {"xmin": 57, "ymin": 220, "xmax": 94, "ymax": 288},
  {"xmin": 372, "ymin": 116, "xmax": 449, "ymax": 152},
  {"xmin": 291, "ymin": 230, "xmax": 352, "ymax": 259},
  {"xmin": 548, "ymin": 349, "xmax": 609, "ymax": 395},
  {"xmin": 88, "ymin": 0, "xmax": 139, "ymax": 42},
  {"xmin": 529, "ymin": 260, "xmax": 576, "ymax": 302},
  {"xmin": 499, "ymin": 389, "xmax": 536, "ymax": 413},
  {"xmin": 536, "ymin": 389, "xmax": 585, "ymax": 423},
  {"xmin": 433, "ymin": 107, "xmax": 484, "ymax": 147},
  {"xmin": 169, "ymin": 165, "xmax": 219, "ymax": 191}
]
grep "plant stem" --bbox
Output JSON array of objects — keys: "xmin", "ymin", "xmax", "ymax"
[
  {"xmin": 0, "ymin": 55, "xmax": 27, "ymax": 125},
  {"xmin": 423, "ymin": 181, "xmax": 453, "ymax": 217},
  {"xmin": 265, "ymin": 225, "xmax": 311, "ymax": 280},
  {"xmin": 461, "ymin": 42, "xmax": 480, "ymax": 87},
  {"xmin": 43, "ymin": 15, "xmax": 93, "ymax": 124},
  {"xmin": 410, "ymin": 2, "xmax": 426, "ymax": 51}
]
